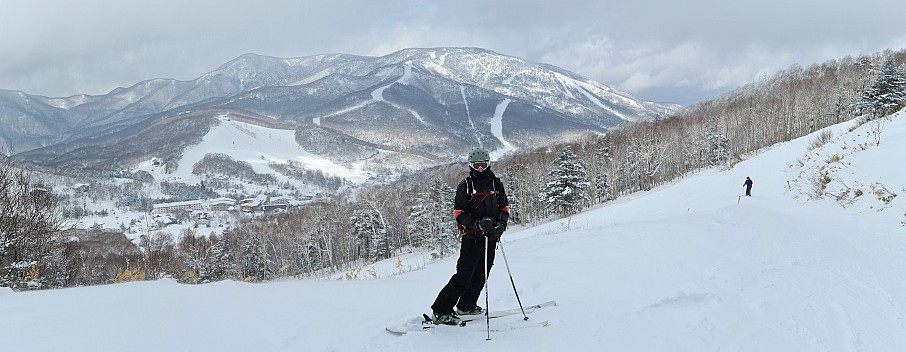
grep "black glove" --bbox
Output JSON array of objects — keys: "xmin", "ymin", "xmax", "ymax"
[
  {"xmin": 495, "ymin": 218, "xmax": 507, "ymax": 232},
  {"xmin": 477, "ymin": 217, "xmax": 495, "ymax": 232},
  {"xmin": 498, "ymin": 212, "xmax": 509, "ymax": 228}
]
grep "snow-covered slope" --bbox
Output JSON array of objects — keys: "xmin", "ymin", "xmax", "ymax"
[
  {"xmin": 138, "ymin": 114, "xmax": 365, "ymax": 186},
  {"xmin": 1, "ymin": 111, "xmax": 904, "ymax": 351}
]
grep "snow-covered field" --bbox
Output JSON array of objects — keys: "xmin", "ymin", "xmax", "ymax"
[
  {"xmin": 1, "ymin": 110, "xmax": 904, "ymax": 351},
  {"xmin": 75, "ymin": 114, "xmax": 370, "ymax": 240},
  {"xmin": 144, "ymin": 114, "xmax": 365, "ymax": 185}
]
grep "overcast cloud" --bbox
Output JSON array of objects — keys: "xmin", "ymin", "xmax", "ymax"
[{"xmin": 2, "ymin": 0, "xmax": 905, "ymax": 104}]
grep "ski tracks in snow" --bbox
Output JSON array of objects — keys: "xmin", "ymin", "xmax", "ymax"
[{"xmin": 596, "ymin": 203, "xmax": 906, "ymax": 351}]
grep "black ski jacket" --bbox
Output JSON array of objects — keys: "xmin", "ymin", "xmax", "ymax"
[{"xmin": 453, "ymin": 169, "xmax": 510, "ymax": 237}]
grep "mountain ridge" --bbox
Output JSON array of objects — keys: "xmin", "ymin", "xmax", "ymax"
[{"xmin": 0, "ymin": 47, "xmax": 681, "ymax": 173}]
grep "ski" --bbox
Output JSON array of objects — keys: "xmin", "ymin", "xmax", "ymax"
[
  {"xmin": 465, "ymin": 300, "xmax": 556, "ymax": 323},
  {"xmin": 385, "ymin": 300, "xmax": 557, "ymax": 335}
]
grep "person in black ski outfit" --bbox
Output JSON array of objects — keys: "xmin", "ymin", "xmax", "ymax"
[
  {"xmin": 743, "ymin": 177, "xmax": 753, "ymax": 196},
  {"xmin": 430, "ymin": 147, "xmax": 509, "ymax": 325}
]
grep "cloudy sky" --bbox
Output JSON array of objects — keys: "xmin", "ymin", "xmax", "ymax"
[{"xmin": 3, "ymin": 0, "xmax": 905, "ymax": 104}]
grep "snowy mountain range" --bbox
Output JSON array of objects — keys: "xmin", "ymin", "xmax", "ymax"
[
  {"xmin": 0, "ymin": 47, "xmax": 679, "ymax": 173},
  {"xmin": 2, "ymin": 109, "xmax": 902, "ymax": 351}
]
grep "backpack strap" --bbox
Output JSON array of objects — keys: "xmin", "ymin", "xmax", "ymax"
[
  {"xmin": 465, "ymin": 176, "xmax": 475, "ymax": 198},
  {"xmin": 466, "ymin": 176, "xmax": 501, "ymax": 195},
  {"xmin": 457, "ymin": 176, "xmax": 475, "ymax": 235}
]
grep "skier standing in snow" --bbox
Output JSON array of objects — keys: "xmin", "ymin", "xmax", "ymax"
[
  {"xmin": 743, "ymin": 177, "xmax": 753, "ymax": 196},
  {"xmin": 431, "ymin": 147, "xmax": 510, "ymax": 325}
]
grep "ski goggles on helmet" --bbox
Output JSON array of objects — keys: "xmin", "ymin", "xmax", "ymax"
[{"xmin": 470, "ymin": 160, "xmax": 490, "ymax": 171}]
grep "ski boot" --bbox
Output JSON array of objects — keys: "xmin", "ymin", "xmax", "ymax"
[
  {"xmin": 455, "ymin": 305, "xmax": 485, "ymax": 316},
  {"xmin": 432, "ymin": 312, "xmax": 461, "ymax": 325}
]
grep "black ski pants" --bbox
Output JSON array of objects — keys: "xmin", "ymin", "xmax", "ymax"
[{"xmin": 432, "ymin": 235, "xmax": 497, "ymax": 314}]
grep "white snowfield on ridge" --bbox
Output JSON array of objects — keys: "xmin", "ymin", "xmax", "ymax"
[{"xmin": 1, "ymin": 109, "xmax": 904, "ymax": 352}]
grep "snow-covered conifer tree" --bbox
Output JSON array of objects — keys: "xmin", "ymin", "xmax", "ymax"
[
  {"xmin": 351, "ymin": 204, "xmax": 390, "ymax": 261},
  {"xmin": 407, "ymin": 190, "xmax": 432, "ymax": 248},
  {"xmin": 538, "ymin": 146, "xmax": 589, "ymax": 217},
  {"xmin": 239, "ymin": 234, "xmax": 271, "ymax": 281},
  {"xmin": 705, "ymin": 117, "xmax": 731, "ymax": 166},
  {"xmin": 408, "ymin": 178, "xmax": 456, "ymax": 258},
  {"xmin": 503, "ymin": 165, "xmax": 523, "ymax": 224},
  {"xmin": 593, "ymin": 138, "xmax": 614, "ymax": 203},
  {"xmin": 207, "ymin": 236, "xmax": 233, "ymax": 281},
  {"xmin": 859, "ymin": 58, "xmax": 906, "ymax": 119}
]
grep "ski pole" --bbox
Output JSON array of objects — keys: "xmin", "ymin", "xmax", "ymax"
[
  {"xmin": 484, "ymin": 234, "xmax": 491, "ymax": 340},
  {"xmin": 498, "ymin": 239, "xmax": 528, "ymax": 320}
]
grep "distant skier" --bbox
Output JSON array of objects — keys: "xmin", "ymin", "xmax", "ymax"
[
  {"xmin": 430, "ymin": 147, "xmax": 510, "ymax": 325},
  {"xmin": 743, "ymin": 177, "xmax": 753, "ymax": 196}
]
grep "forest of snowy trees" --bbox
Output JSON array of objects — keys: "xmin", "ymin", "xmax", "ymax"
[{"xmin": 2, "ymin": 49, "xmax": 904, "ymax": 290}]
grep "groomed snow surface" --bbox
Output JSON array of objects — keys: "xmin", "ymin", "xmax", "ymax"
[
  {"xmin": 2, "ymin": 110, "xmax": 905, "ymax": 351},
  {"xmin": 168, "ymin": 115, "xmax": 360, "ymax": 183}
]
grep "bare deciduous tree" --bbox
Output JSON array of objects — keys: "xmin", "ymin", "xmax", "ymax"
[{"xmin": 0, "ymin": 162, "xmax": 68, "ymax": 290}]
